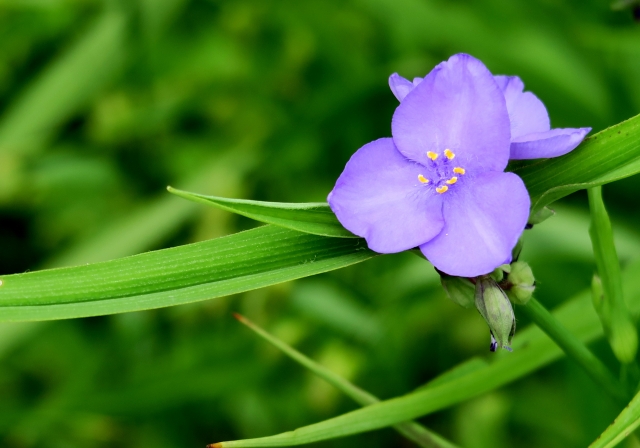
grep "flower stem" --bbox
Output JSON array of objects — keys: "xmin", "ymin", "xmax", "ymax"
[
  {"xmin": 588, "ymin": 186, "xmax": 639, "ymax": 365},
  {"xmin": 521, "ymin": 298, "xmax": 629, "ymax": 405}
]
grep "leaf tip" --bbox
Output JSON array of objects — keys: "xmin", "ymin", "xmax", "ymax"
[
  {"xmin": 232, "ymin": 312, "xmax": 247, "ymax": 323},
  {"xmin": 206, "ymin": 443, "xmax": 222, "ymax": 448}
]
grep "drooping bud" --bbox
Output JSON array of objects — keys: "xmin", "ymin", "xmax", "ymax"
[
  {"xmin": 440, "ymin": 273, "xmax": 475, "ymax": 308},
  {"xmin": 475, "ymin": 276, "xmax": 515, "ymax": 352},
  {"xmin": 505, "ymin": 261, "xmax": 535, "ymax": 305}
]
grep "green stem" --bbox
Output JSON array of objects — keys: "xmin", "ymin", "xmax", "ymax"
[
  {"xmin": 588, "ymin": 186, "xmax": 638, "ymax": 365},
  {"xmin": 521, "ymin": 298, "xmax": 629, "ymax": 405}
]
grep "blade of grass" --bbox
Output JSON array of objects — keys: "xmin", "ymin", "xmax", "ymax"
[
  {"xmin": 205, "ymin": 257, "xmax": 640, "ymax": 447},
  {"xmin": 167, "ymin": 188, "xmax": 355, "ymax": 238},
  {"xmin": 0, "ymin": 226, "xmax": 375, "ymax": 322},
  {"xmin": 589, "ymin": 389, "xmax": 640, "ymax": 448},
  {"xmin": 230, "ymin": 313, "xmax": 458, "ymax": 448}
]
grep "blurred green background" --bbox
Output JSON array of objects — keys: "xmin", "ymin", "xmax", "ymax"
[{"xmin": 0, "ymin": 0, "xmax": 639, "ymax": 446}]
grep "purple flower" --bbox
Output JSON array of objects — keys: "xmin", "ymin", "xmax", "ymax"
[
  {"xmin": 328, "ymin": 54, "xmax": 532, "ymax": 277},
  {"xmin": 389, "ymin": 70, "xmax": 591, "ymax": 160}
]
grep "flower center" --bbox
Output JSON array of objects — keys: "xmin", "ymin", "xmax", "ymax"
[{"xmin": 417, "ymin": 149, "xmax": 466, "ymax": 194}]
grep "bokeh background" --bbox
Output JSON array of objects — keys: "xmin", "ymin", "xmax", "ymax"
[{"xmin": 1, "ymin": 0, "xmax": 639, "ymax": 447}]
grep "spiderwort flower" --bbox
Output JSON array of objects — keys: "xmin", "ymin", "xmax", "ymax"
[
  {"xmin": 328, "ymin": 54, "xmax": 531, "ymax": 277},
  {"xmin": 389, "ymin": 68, "xmax": 591, "ymax": 160}
]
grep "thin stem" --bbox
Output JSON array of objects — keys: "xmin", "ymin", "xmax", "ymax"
[
  {"xmin": 521, "ymin": 298, "xmax": 629, "ymax": 405},
  {"xmin": 233, "ymin": 313, "xmax": 458, "ymax": 448}
]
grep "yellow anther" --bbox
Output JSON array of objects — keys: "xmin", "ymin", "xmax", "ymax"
[
  {"xmin": 445, "ymin": 176, "xmax": 458, "ymax": 185},
  {"xmin": 426, "ymin": 151, "xmax": 438, "ymax": 161},
  {"xmin": 418, "ymin": 174, "xmax": 429, "ymax": 184},
  {"xmin": 436, "ymin": 185, "xmax": 449, "ymax": 194},
  {"xmin": 444, "ymin": 149, "xmax": 455, "ymax": 160},
  {"xmin": 453, "ymin": 167, "xmax": 466, "ymax": 175}
]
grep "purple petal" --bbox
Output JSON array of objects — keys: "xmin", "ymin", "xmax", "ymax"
[
  {"xmin": 494, "ymin": 75, "xmax": 550, "ymax": 139},
  {"xmin": 389, "ymin": 74, "xmax": 424, "ymax": 102},
  {"xmin": 419, "ymin": 172, "xmax": 530, "ymax": 277},
  {"xmin": 392, "ymin": 54, "xmax": 511, "ymax": 173},
  {"xmin": 389, "ymin": 74, "xmax": 415, "ymax": 102},
  {"xmin": 510, "ymin": 127, "xmax": 592, "ymax": 159},
  {"xmin": 328, "ymin": 138, "xmax": 445, "ymax": 253}
]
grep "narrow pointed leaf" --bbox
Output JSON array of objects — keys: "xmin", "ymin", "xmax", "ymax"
[
  {"xmin": 0, "ymin": 226, "xmax": 374, "ymax": 322},
  {"xmin": 167, "ymin": 187, "xmax": 355, "ymax": 238},
  {"xmin": 230, "ymin": 314, "xmax": 458, "ymax": 448},
  {"xmin": 589, "ymin": 389, "xmax": 640, "ymax": 448},
  {"xmin": 207, "ymin": 258, "xmax": 640, "ymax": 447},
  {"xmin": 515, "ymin": 113, "xmax": 640, "ymax": 214},
  {"xmin": 588, "ymin": 186, "xmax": 638, "ymax": 364}
]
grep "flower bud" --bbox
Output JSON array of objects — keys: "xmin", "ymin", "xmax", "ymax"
[
  {"xmin": 475, "ymin": 276, "xmax": 515, "ymax": 352},
  {"xmin": 440, "ymin": 274, "xmax": 475, "ymax": 308},
  {"xmin": 505, "ymin": 261, "xmax": 535, "ymax": 305},
  {"xmin": 528, "ymin": 206, "xmax": 555, "ymax": 226}
]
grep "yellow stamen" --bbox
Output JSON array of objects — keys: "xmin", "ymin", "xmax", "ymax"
[
  {"xmin": 445, "ymin": 176, "xmax": 458, "ymax": 185},
  {"xmin": 453, "ymin": 167, "xmax": 466, "ymax": 175},
  {"xmin": 418, "ymin": 174, "xmax": 429, "ymax": 184},
  {"xmin": 436, "ymin": 185, "xmax": 448, "ymax": 194},
  {"xmin": 426, "ymin": 151, "xmax": 438, "ymax": 161},
  {"xmin": 444, "ymin": 149, "xmax": 455, "ymax": 160}
]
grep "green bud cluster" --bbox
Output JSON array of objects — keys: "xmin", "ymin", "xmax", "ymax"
[
  {"xmin": 505, "ymin": 261, "xmax": 535, "ymax": 305},
  {"xmin": 438, "ymin": 260, "xmax": 537, "ymax": 353}
]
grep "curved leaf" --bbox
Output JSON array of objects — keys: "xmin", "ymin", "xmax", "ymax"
[
  {"xmin": 0, "ymin": 226, "xmax": 374, "ymax": 322},
  {"xmin": 167, "ymin": 187, "xmax": 355, "ymax": 238},
  {"xmin": 515, "ymin": 113, "xmax": 640, "ymax": 214}
]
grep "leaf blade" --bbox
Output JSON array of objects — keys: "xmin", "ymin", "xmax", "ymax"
[
  {"xmin": 0, "ymin": 226, "xmax": 374, "ymax": 322},
  {"xmin": 167, "ymin": 187, "xmax": 356, "ymax": 238},
  {"xmin": 515, "ymin": 113, "xmax": 640, "ymax": 214}
]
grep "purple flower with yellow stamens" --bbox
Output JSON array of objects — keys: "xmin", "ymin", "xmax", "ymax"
[{"xmin": 329, "ymin": 54, "xmax": 540, "ymax": 277}]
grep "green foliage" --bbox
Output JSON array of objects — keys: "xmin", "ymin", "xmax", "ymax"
[{"xmin": 2, "ymin": 0, "xmax": 640, "ymax": 447}]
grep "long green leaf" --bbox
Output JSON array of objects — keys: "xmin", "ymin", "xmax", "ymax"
[
  {"xmin": 0, "ymin": 226, "xmax": 374, "ymax": 322},
  {"xmin": 207, "ymin": 257, "xmax": 640, "ymax": 447},
  {"xmin": 167, "ymin": 187, "xmax": 355, "ymax": 238},
  {"xmin": 230, "ymin": 314, "xmax": 458, "ymax": 448},
  {"xmin": 589, "ymin": 389, "xmax": 640, "ymax": 448},
  {"xmin": 515, "ymin": 113, "xmax": 640, "ymax": 214}
]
